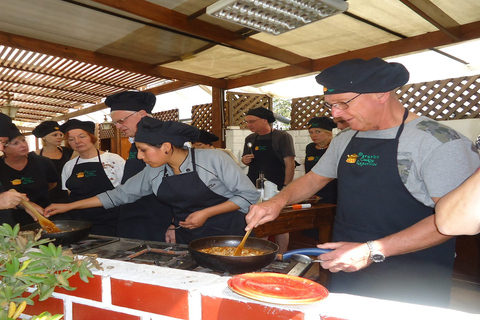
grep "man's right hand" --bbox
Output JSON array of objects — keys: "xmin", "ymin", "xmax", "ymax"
[
  {"xmin": 245, "ymin": 200, "xmax": 284, "ymax": 231},
  {"xmin": 0, "ymin": 190, "xmax": 28, "ymax": 210},
  {"xmin": 241, "ymin": 154, "xmax": 254, "ymax": 165}
]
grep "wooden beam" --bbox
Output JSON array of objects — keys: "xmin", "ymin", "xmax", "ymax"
[
  {"xmin": 52, "ymin": 80, "xmax": 198, "ymax": 121},
  {"xmin": 0, "ymin": 31, "xmax": 227, "ymax": 88},
  {"xmin": 227, "ymin": 20, "xmax": 480, "ymax": 89},
  {"xmin": 400, "ymin": 0, "xmax": 462, "ymax": 41},
  {"xmin": 91, "ymin": 0, "xmax": 312, "ymax": 68}
]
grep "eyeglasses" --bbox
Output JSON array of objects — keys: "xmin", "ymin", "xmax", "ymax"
[
  {"xmin": 112, "ymin": 111, "xmax": 138, "ymax": 126},
  {"xmin": 4, "ymin": 137, "xmax": 27, "ymax": 147},
  {"xmin": 322, "ymin": 93, "xmax": 362, "ymax": 110},
  {"xmin": 245, "ymin": 119, "xmax": 260, "ymax": 124}
]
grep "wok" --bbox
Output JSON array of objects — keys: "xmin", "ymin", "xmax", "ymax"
[
  {"xmin": 189, "ymin": 236, "xmax": 279, "ymax": 274},
  {"xmin": 21, "ymin": 220, "xmax": 92, "ymax": 245}
]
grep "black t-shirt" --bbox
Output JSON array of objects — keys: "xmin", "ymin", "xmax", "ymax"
[{"xmin": 0, "ymin": 152, "xmax": 59, "ymax": 207}]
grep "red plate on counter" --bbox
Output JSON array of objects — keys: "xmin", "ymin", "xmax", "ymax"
[{"xmin": 227, "ymin": 272, "xmax": 329, "ymax": 304}]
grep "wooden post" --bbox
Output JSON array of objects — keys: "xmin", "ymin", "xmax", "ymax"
[{"xmin": 211, "ymin": 87, "xmax": 225, "ymax": 148}]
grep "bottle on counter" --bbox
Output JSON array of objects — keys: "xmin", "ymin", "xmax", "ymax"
[{"xmin": 256, "ymin": 171, "xmax": 267, "ymax": 202}]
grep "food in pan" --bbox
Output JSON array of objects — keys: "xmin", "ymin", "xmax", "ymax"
[{"xmin": 199, "ymin": 246, "xmax": 268, "ymax": 256}]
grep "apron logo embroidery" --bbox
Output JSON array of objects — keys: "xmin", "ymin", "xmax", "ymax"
[
  {"xmin": 255, "ymin": 146, "xmax": 267, "ymax": 151},
  {"xmin": 10, "ymin": 177, "xmax": 33, "ymax": 185},
  {"xmin": 76, "ymin": 170, "xmax": 97, "ymax": 178},
  {"xmin": 128, "ymin": 151, "xmax": 137, "ymax": 160},
  {"xmin": 347, "ymin": 152, "xmax": 380, "ymax": 166},
  {"xmin": 346, "ymin": 154, "xmax": 358, "ymax": 163}
]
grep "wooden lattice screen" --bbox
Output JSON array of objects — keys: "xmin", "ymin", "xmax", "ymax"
[
  {"xmin": 153, "ymin": 109, "xmax": 179, "ymax": 122},
  {"xmin": 98, "ymin": 126, "xmax": 115, "ymax": 139},
  {"xmin": 191, "ymin": 103, "xmax": 213, "ymax": 131},
  {"xmin": 290, "ymin": 74, "xmax": 480, "ymax": 129},
  {"xmin": 226, "ymin": 92, "xmax": 272, "ymax": 129},
  {"xmin": 398, "ymin": 75, "xmax": 480, "ymax": 120}
]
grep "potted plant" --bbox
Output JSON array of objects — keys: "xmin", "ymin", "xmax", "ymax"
[{"xmin": 0, "ymin": 223, "xmax": 100, "ymax": 320}]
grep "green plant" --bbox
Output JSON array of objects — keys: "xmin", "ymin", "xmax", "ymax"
[{"xmin": 0, "ymin": 223, "xmax": 100, "ymax": 320}]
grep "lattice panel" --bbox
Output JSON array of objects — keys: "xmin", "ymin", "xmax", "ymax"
[
  {"xmin": 398, "ymin": 75, "xmax": 480, "ymax": 120},
  {"xmin": 191, "ymin": 103, "xmax": 213, "ymax": 130},
  {"xmin": 99, "ymin": 126, "xmax": 115, "ymax": 139},
  {"xmin": 290, "ymin": 95, "xmax": 331, "ymax": 130},
  {"xmin": 153, "ymin": 109, "xmax": 179, "ymax": 122},
  {"xmin": 226, "ymin": 92, "xmax": 272, "ymax": 128}
]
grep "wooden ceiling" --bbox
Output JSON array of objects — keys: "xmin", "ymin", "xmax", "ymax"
[{"xmin": 1, "ymin": 0, "xmax": 480, "ymax": 128}]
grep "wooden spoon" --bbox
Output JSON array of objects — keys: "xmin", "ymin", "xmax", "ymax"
[
  {"xmin": 233, "ymin": 229, "xmax": 252, "ymax": 256},
  {"xmin": 17, "ymin": 197, "xmax": 62, "ymax": 233}
]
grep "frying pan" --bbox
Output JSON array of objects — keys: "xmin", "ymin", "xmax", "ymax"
[
  {"xmin": 21, "ymin": 220, "xmax": 92, "ymax": 245},
  {"xmin": 189, "ymin": 236, "xmax": 334, "ymax": 274},
  {"xmin": 189, "ymin": 236, "xmax": 279, "ymax": 274}
]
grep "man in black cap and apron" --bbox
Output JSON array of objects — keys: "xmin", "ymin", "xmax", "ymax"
[
  {"xmin": 245, "ymin": 57, "xmax": 480, "ymax": 307},
  {"xmin": 105, "ymin": 91, "xmax": 172, "ymax": 241},
  {"xmin": 241, "ymin": 107, "xmax": 295, "ymax": 253}
]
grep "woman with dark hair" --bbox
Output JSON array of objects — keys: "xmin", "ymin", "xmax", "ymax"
[
  {"xmin": 57, "ymin": 119, "xmax": 125, "ymax": 236},
  {"xmin": 45, "ymin": 118, "xmax": 259, "ymax": 244},
  {"xmin": 0, "ymin": 118, "xmax": 59, "ymax": 226},
  {"xmin": 33, "ymin": 120, "xmax": 74, "ymax": 203}
]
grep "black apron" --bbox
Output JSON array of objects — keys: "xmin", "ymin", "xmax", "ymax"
[
  {"xmin": 116, "ymin": 143, "xmax": 173, "ymax": 241},
  {"xmin": 304, "ymin": 143, "xmax": 337, "ymax": 204},
  {"xmin": 40, "ymin": 147, "xmax": 73, "ymax": 203},
  {"xmin": 64, "ymin": 150, "xmax": 118, "ymax": 236},
  {"xmin": 331, "ymin": 109, "xmax": 455, "ymax": 307},
  {"xmin": 155, "ymin": 149, "xmax": 246, "ymax": 244},
  {"xmin": 247, "ymin": 131, "xmax": 285, "ymax": 189}
]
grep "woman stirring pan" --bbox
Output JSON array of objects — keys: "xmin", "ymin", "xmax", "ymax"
[
  {"xmin": 33, "ymin": 121, "xmax": 74, "ymax": 203},
  {"xmin": 45, "ymin": 118, "xmax": 259, "ymax": 244},
  {"xmin": 56, "ymin": 119, "xmax": 125, "ymax": 236}
]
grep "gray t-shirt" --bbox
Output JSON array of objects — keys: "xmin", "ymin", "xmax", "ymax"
[
  {"xmin": 312, "ymin": 116, "xmax": 480, "ymax": 208},
  {"xmin": 98, "ymin": 148, "xmax": 259, "ymax": 212},
  {"xmin": 242, "ymin": 130, "xmax": 295, "ymax": 163}
]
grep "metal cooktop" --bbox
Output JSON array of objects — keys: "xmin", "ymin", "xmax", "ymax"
[{"xmin": 67, "ymin": 235, "xmax": 314, "ymax": 276}]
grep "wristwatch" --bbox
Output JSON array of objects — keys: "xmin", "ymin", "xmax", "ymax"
[{"xmin": 367, "ymin": 241, "xmax": 385, "ymax": 263}]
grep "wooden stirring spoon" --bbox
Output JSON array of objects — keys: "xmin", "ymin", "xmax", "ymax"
[
  {"xmin": 233, "ymin": 229, "xmax": 252, "ymax": 256},
  {"xmin": 12, "ymin": 191, "xmax": 62, "ymax": 233}
]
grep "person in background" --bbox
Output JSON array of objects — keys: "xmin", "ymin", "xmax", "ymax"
[
  {"xmin": 105, "ymin": 91, "xmax": 172, "ymax": 241},
  {"xmin": 245, "ymin": 57, "xmax": 480, "ymax": 307},
  {"xmin": 304, "ymin": 116, "xmax": 337, "ymax": 204},
  {"xmin": 435, "ymin": 169, "xmax": 480, "ymax": 235},
  {"xmin": 56, "ymin": 119, "xmax": 125, "ymax": 236},
  {"xmin": 45, "ymin": 118, "xmax": 259, "ymax": 244},
  {"xmin": 33, "ymin": 121, "xmax": 74, "ymax": 203},
  {"xmin": 0, "ymin": 114, "xmax": 59, "ymax": 226},
  {"xmin": 192, "ymin": 129, "xmax": 240, "ymax": 165},
  {"xmin": 333, "ymin": 117, "xmax": 349, "ymax": 131},
  {"xmin": 241, "ymin": 107, "xmax": 295, "ymax": 253}
]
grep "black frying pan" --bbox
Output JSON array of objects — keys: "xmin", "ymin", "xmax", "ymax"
[
  {"xmin": 21, "ymin": 220, "xmax": 92, "ymax": 245},
  {"xmin": 189, "ymin": 236, "xmax": 279, "ymax": 274}
]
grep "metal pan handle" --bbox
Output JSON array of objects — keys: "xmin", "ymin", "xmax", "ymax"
[{"xmin": 282, "ymin": 248, "xmax": 332, "ymax": 261}]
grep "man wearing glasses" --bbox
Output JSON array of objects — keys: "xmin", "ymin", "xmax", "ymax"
[
  {"xmin": 245, "ymin": 58, "xmax": 480, "ymax": 307},
  {"xmin": 105, "ymin": 91, "xmax": 172, "ymax": 242}
]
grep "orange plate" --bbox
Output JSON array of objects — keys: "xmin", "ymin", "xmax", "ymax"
[{"xmin": 227, "ymin": 272, "xmax": 328, "ymax": 304}]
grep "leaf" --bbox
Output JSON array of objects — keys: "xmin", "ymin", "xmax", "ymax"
[{"xmin": 38, "ymin": 286, "xmax": 55, "ymax": 301}]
